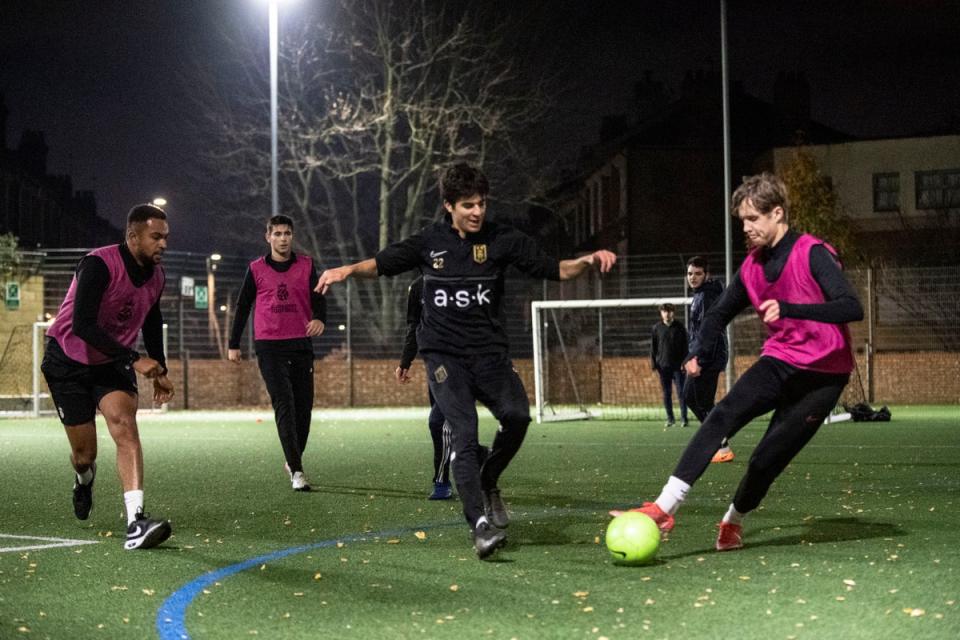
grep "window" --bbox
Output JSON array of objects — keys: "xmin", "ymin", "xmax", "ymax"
[
  {"xmin": 872, "ymin": 173, "xmax": 899, "ymax": 212},
  {"xmin": 915, "ymin": 169, "xmax": 960, "ymax": 210}
]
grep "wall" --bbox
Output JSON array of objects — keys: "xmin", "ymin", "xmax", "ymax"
[
  {"xmin": 0, "ymin": 274, "xmax": 44, "ymax": 397},
  {"xmin": 134, "ymin": 352, "xmax": 960, "ymax": 411}
]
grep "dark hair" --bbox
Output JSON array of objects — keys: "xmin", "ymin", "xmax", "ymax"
[
  {"xmin": 730, "ymin": 172, "xmax": 789, "ymax": 221},
  {"xmin": 440, "ymin": 163, "xmax": 489, "ymax": 205},
  {"xmin": 127, "ymin": 203, "xmax": 167, "ymax": 227},
  {"xmin": 267, "ymin": 214, "xmax": 294, "ymax": 231},
  {"xmin": 687, "ymin": 256, "xmax": 709, "ymax": 272},
  {"xmin": 659, "ymin": 303, "xmax": 675, "ymax": 312}
]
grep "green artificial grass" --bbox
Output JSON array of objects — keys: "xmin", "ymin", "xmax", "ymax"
[{"xmin": 1, "ymin": 406, "xmax": 957, "ymax": 639}]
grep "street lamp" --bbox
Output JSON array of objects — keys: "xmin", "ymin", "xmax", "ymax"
[{"xmin": 206, "ymin": 253, "xmax": 224, "ymax": 358}]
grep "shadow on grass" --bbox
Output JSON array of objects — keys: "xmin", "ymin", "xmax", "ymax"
[{"xmin": 660, "ymin": 516, "xmax": 906, "ymax": 560}]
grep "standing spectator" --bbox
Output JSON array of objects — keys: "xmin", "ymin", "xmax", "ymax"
[
  {"xmin": 651, "ymin": 303, "xmax": 688, "ymax": 427},
  {"xmin": 684, "ymin": 256, "xmax": 734, "ymax": 462}
]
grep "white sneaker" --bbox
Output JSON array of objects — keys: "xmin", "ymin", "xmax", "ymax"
[{"xmin": 291, "ymin": 471, "xmax": 311, "ymax": 492}]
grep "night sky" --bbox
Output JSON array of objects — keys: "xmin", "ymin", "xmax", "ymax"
[{"xmin": 2, "ymin": 1, "xmax": 958, "ymax": 252}]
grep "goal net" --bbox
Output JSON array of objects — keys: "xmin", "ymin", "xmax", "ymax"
[
  {"xmin": 19, "ymin": 321, "xmax": 169, "ymax": 418},
  {"xmin": 532, "ymin": 297, "xmax": 692, "ymax": 423}
]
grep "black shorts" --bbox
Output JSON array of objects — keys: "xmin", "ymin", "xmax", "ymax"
[{"xmin": 41, "ymin": 339, "xmax": 138, "ymax": 426}]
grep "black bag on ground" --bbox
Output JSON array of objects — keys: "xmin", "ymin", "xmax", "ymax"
[{"xmin": 845, "ymin": 403, "xmax": 892, "ymax": 422}]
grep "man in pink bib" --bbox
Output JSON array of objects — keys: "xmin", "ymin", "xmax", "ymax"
[
  {"xmin": 611, "ymin": 173, "xmax": 863, "ymax": 552},
  {"xmin": 42, "ymin": 203, "xmax": 174, "ymax": 550},
  {"xmin": 229, "ymin": 215, "xmax": 326, "ymax": 491}
]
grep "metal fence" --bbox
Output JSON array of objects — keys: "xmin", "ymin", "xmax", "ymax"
[{"xmin": 25, "ymin": 248, "xmax": 960, "ymax": 361}]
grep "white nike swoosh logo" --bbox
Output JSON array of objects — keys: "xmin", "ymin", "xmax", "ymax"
[
  {"xmin": 129, "ymin": 525, "xmax": 144, "ymax": 537},
  {"xmin": 429, "ymin": 250, "xmax": 448, "ymax": 258}
]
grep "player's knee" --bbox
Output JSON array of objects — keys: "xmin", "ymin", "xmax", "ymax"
[{"xmin": 499, "ymin": 412, "xmax": 531, "ymax": 432}]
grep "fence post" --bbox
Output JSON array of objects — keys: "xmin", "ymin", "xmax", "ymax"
[
  {"xmin": 347, "ymin": 278, "xmax": 354, "ymax": 408},
  {"xmin": 866, "ymin": 266, "xmax": 875, "ymax": 403},
  {"xmin": 182, "ymin": 349, "xmax": 190, "ymax": 410}
]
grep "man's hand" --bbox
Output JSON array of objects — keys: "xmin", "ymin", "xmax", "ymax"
[
  {"xmin": 315, "ymin": 266, "xmax": 351, "ymax": 295},
  {"xmin": 133, "ymin": 357, "xmax": 162, "ymax": 378},
  {"xmin": 306, "ymin": 320, "xmax": 325, "ymax": 337},
  {"xmin": 684, "ymin": 356, "xmax": 701, "ymax": 377},
  {"xmin": 759, "ymin": 299, "xmax": 781, "ymax": 324},
  {"xmin": 395, "ymin": 366, "xmax": 412, "ymax": 384},
  {"xmin": 153, "ymin": 375, "xmax": 174, "ymax": 405},
  {"xmin": 228, "ymin": 349, "xmax": 242, "ymax": 363},
  {"xmin": 588, "ymin": 249, "xmax": 617, "ymax": 273}
]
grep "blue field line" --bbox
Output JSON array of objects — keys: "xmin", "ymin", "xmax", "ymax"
[{"xmin": 155, "ymin": 521, "xmax": 463, "ymax": 640}]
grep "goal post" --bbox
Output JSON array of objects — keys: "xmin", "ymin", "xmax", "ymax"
[
  {"xmin": 31, "ymin": 321, "xmax": 169, "ymax": 417},
  {"xmin": 532, "ymin": 297, "xmax": 691, "ymax": 423}
]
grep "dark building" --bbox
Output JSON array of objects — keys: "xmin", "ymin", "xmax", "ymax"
[
  {"xmin": 0, "ymin": 94, "xmax": 120, "ymax": 248},
  {"xmin": 550, "ymin": 70, "xmax": 853, "ymax": 257}
]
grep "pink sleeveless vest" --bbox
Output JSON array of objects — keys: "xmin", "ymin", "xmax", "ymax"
[
  {"xmin": 740, "ymin": 233, "xmax": 853, "ymax": 374},
  {"xmin": 47, "ymin": 245, "xmax": 165, "ymax": 365},
  {"xmin": 250, "ymin": 255, "xmax": 313, "ymax": 340}
]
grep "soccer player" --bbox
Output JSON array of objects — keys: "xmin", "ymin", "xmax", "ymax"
[
  {"xmin": 396, "ymin": 276, "xmax": 454, "ymax": 500},
  {"xmin": 651, "ymin": 302, "xmax": 688, "ymax": 427},
  {"xmin": 316, "ymin": 163, "xmax": 616, "ymax": 560},
  {"xmin": 611, "ymin": 173, "xmax": 863, "ymax": 552},
  {"xmin": 683, "ymin": 256, "xmax": 734, "ymax": 462},
  {"xmin": 228, "ymin": 215, "xmax": 327, "ymax": 491},
  {"xmin": 41, "ymin": 203, "xmax": 174, "ymax": 550}
]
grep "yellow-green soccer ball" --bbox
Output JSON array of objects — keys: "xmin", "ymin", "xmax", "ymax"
[{"xmin": 605, "ymin": 512, "xmax": 661, "ymax": 565}]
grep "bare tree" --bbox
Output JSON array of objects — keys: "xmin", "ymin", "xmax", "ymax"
[{"xmin": 191, "ymin": 0, "xmax": 552, "ymax": 348}]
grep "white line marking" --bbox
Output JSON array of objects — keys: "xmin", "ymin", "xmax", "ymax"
[{"xmin": 0, "ymin": 533, "xmax": 100, "ymax": 553}]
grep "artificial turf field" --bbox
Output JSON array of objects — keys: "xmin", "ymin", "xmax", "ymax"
[{"xmin": 0, "ymin": 406, "xmax": 957, "ymax": 639}]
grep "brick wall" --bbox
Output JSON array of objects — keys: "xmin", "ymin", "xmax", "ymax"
[
  {"xmin": 0, "ymin": 275, "xmax": 44, "ymax": 396},
  {"xmin": 136, "ymin": 351, "xmax": 960, "ymax": 410}
]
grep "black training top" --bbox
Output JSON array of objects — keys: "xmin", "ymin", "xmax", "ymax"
[
  {"xmin": 229, "ymin": 252, "xmax": 327, "ymax": 354},
  {"xmin": 693, "ymin": 230, "xmax": 864, "ymax": 363},
  {"xmin": 55, "ymin": 241, "xmax": 167, "ymax": 372},
  {"xmin": 376, "ymin": 218, "xmax": 561, "ymax": 357}
]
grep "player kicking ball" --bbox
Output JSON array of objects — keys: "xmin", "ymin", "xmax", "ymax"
[
  {"xmin": 317, "ymin": 164, "xmax": 616, "ymax": 560},
  {"xmin": 611, "ymin": 173, "xmax": 862, "ymax": 552},
  {"xmin": 41, "ymin": 204, "xmax": 174, "ymax": 550}
]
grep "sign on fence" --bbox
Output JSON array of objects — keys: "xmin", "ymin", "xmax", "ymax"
[
  {"xmin": 180, "ymin": 276, "xmax": 195, "ymax": 298},
  {"xmin": 194, "ymin": 284, "xmax": 208, "ymax": 310},
  {"xmin": 4, "ymin": 282, "xmax": 19, "ymax": 311}
]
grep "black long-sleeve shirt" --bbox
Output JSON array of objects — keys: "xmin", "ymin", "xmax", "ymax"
[
  {"xmin": 693, "ymin": 230, "xmax": 864, "ymax": 363},
  {"xmin": 375, "ymin": 218, "xmax": 561, "ymax": 356},
  {"xmin": 66, "ymin": 241, "xmax": 166, "ymax": 370},
  {"xmin": 228, "ymin": 252, "xmax": 327, "ymax": 354}
]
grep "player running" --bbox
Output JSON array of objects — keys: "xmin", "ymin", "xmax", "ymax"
[
  {"xmin": 611, "ymin": 173, "xmax": 863, "ymax": 552},
  {"xmin": 42, "ymin": 204, "xmax": 174, "ymax": 550},
  {"xmin": 317, "ymin": 163, "xmax": 616, "ymax": 560}
]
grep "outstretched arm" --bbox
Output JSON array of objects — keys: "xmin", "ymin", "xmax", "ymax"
[
  {"xmin": 558, "ymin": 250, "xmax": 617, "ymax": 280},
  {"xmin": 315, "ymin": 258, "xmax": 378, "ymax": 294}
]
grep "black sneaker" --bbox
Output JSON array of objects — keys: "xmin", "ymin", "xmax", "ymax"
[
  {"xmin": 482, "ymin": 487, "xmax": 510, "ymax": 529},
  {"xmin": 124, "ymin": 510, "xmax": 172, "ymax": 550},
  {"xmin": 473, "ymin": 520, "xmax": 507, "ymax": 560},
  {"xmin": 72, "ymin": 464, "xmax": 95, "ymax": 520}
]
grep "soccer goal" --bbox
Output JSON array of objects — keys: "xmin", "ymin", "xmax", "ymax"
[
  {"xmin": 28, "ymin": 321, "xmax": 169, "ymax": 418},
  {"xmin": 531, "ymin": 297, "xmax": 691, "ymax": 423}
]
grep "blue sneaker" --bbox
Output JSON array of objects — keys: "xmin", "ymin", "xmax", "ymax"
[{"xmin": 429, "ymin": 481, "xmax": 453, "ymax": 500}]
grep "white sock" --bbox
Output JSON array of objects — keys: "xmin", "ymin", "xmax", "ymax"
[
  {"xmin": 654, "ymin": 475, "xmax": 691, "ymax": 515},
  {"xmin": 124, "ymin": 490, "xmax": 144, "ymax": 525},
  {"xmin": 76, "ymin": 467, "xmax": 94, "ymax": 485},
  {"xmin": 722, "ymin": 503, "xmax": 745, "ymax": 525}
]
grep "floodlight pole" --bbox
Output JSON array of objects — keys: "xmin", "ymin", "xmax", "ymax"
[
  {"xmin": 721, "ymin": 0, "xmax": 735, "ymax": 392},
  {"xmin": 269, "ymin": 0, "xmax": 280, "ymax": 217}
]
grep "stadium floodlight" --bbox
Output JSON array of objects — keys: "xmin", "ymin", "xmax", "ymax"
[{"xmin": 152, "ymin": 197, "xmax": 167, "ymax": 207}]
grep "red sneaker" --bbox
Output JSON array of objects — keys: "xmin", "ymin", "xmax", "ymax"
[
  {"xmin": 716, "ymin": 522, "xmax": 743, "ymax": 551},
  {"xmin": 608, "ymin": 502, "xmax": 675, "ymax": 532}
]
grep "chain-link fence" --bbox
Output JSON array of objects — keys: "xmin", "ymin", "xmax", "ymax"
[{"xmin": 1, "ymin": 248, "xmax": 958, "ymax": 410}]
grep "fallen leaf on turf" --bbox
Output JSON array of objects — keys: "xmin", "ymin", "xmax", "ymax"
[
  {"xmin": 111, "ymin": 585, "xmax": 128, "ymax": 591},
  {"xmin": 313, "ymin": 573, "xmax": 322, "ymax": 580},
  {"xmin": 843, "ymin": 579, "xmax": 856, "ymax": 587},
  {"xmin": 582, "ymin": 606, "xmax": 594, "ymax": 612},
  {"xmin": 739, "ymin": 576, "xmax": 751, "ymax": 581},
  {"xmin": 449, "ymin": 585, "xmax": 459, "ymax": 592},
  {"xmin": 573, "ymin": 591, "xmax": 589, "ymax": 598},
  {"xmin": 293, "ymin": 592, "xmax": 304, "ymax": 597},
  {"xmin": 142, "ymin": 589, "xmax": 155, "ymax": 596},
  {"xmin": 644, "ymin": 598, "xmax": 655, "ymax": 605},
  {"xmin": 336, "ymin": 542, "xmax": 345, "ymax": 548},
  {"xmin": 415, "ymin": 531, "xmax": 427, "ymax": 540},
  {"xmin": 904, "ymin": 608, "xmax": 925, "ymax": 617},
  {"xmin": 260, "ymin": 564, "xmax": 266, "ymax": 571}
]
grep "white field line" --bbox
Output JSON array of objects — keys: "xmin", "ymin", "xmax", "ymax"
[{"xmin": 0, "ymin": 533, "xmax": 100, "ymax": 553}]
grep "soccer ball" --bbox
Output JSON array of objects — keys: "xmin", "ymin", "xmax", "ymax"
[{"xmin": 605, "ymin": 512, "xmax": 661, "ymax": 565}]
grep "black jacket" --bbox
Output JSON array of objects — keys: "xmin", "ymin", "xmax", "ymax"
[
  {"xmin": 651, "ymin": 320, "xmax": 688, "ymax": 371},
  {"xmin": 688, "ymin": 279, "xmax": 728, "ymax": 371}
]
